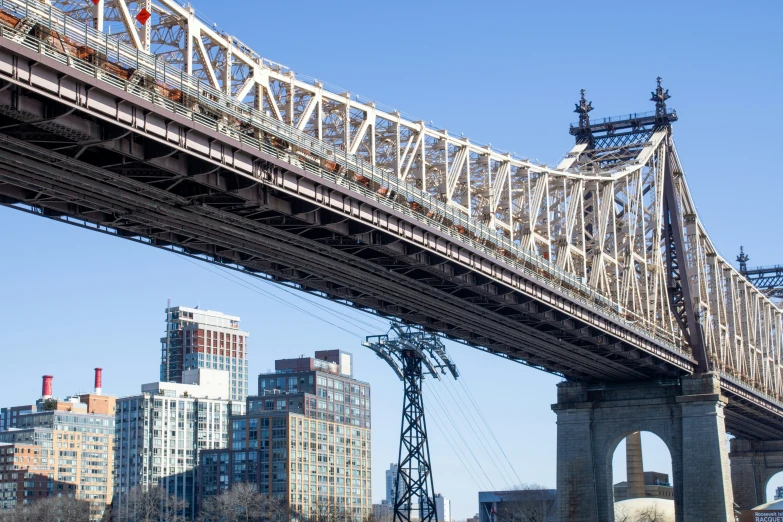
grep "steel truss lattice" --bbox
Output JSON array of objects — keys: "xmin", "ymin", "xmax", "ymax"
[
  {"xmin": 738, "ymin": 248, "xmax": 783, "ymax": 301},
  {"xmin": 0, "ymin": 0, "xmax": 782, "ymax": 412},
  {"xmin": 364, "ymin": 326, "xmax": 458, "ymax": 522}
]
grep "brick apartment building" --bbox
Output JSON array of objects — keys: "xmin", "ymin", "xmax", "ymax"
[
  {"xmin": 0, "ymin": 371, "xmax": 116, "ymax": 520},
  {"xmin": 199, "ymin": 350, "xmax": 372, "ymax": 522}
]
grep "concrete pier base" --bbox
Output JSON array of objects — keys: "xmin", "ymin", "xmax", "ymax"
[
  {"xmin": 551, "ymin": 372, "xmax": 734, "ymax": 522},
  {"xmin": 730, "ymin": 439, "xmax": 783, "ymax": 510}
]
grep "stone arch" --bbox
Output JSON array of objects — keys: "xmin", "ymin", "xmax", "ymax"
[
  {"xmin": 590, "ymin": 411, "xmax": 683, "ymax": 522},
  {"xmin": 730, "ymin": 439, "xmax": 783, "ymax": 510},
  {"xmin": 765, "ymin": 470, "xmax": 783, "ymax": 504},
  {"xmin": 553, "ymin": 375, "xmax": 735, "ymax": 522}
]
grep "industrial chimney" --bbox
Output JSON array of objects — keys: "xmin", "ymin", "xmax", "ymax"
[
  {"xmin": 626, "ymin": 431, "xmax": 646, "ymax": 500},
  {"xmin": 42, "ymin": 375, "xmax": 53, "ymax": 399},
  {"xmin": 94, "ymin": 368, "xmax": 103, "ymax": 395}
]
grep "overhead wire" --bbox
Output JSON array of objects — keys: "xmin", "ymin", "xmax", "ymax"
[
  {"xmin": 177, "ymin": 255, "xmax": 373, "ymax": 338},
  {"xmin": 421, "ymin": 394, "xmax": 487, "ymax": 491},
  {"xmin": 424, "ymin": 381, "xmax": 496, "ymax": 491},
  {"xmin": 214, "ymin": 262, "xmax": 388, "ymax": 332},
  {"xmin": 177, "ymin": 249, "xmax": 520, "ymax": 490},
  {"xmin": 173, "ymin": 248, "xmax": 393, "ymax": 336},
  {"xmin": 456, "ymin": 376, "xmax": 523, "ymax": 486},
  {"xmin": 439, "ymin": 377, "xmax": 516, "ymax": 490}
]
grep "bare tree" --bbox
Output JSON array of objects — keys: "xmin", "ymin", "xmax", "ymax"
[
  {"xmin": 59, "ymin": 495, "xmax": 92, "ymax": 521},
  {"xmin": 256, "ymin": 494, "xmax": 287, "ymax": 522},
  {"xmin": 494, "ymin": 484, "xmax": 554, "ymax": 522},
  {"xmin": 635, "ymin": 503, "xmax": 670, "ymax": 522},
  {"xmin": 101, "ymin": 503, "xmax": 114, "ymax": 522},
  {"xmin": 367, "ymin": 510, "xmax": 392, "ymax": 522},
  {"xmin": 229, "ymin": 483, "xmax": 264, "ymax": 522},
  {"xmin": 199, "ymin": 492, "xmax": 234, "ymax": 522},
  {"xmin": 613, "ymin": 504, "xmax": 631, "ymax": 522},
  {"xmin": 0, "ymin": 496, "xmax": 90, "ymax": 522},
  {"xmin": 301, "ymin": 503, "xmax": 349, "ymax": 522},
  {"xmin": 199, "ymin": 485, "xmax": 287, "ymax": 522},
  {"xmin": 118, "ymin": 485, "xmax": 187, "ymax": 522},
  {"xmin": 613, "ymin": 502, "xmax": 673, "ymax": 522}
]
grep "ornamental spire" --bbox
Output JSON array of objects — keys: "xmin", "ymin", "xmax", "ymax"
[
  {"xmin": 737, "ymin": 246, "xmax": 750, "ymax": 274},
  {"xmin": 651, "ymin": 76, "xmax": 671, "ymax": 121},
  {"xmin": 574, "ymin": 89, "xmax": 593, "ymax": 130}
]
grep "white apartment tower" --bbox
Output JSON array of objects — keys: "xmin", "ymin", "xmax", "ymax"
[
  {"xmin": 434, "ymin": 494, "xmax": 452, "ymax": 522},
  {"xmin": 161, "ymin": 305, "xmax": 250, "ymax": 401},
  {"xmin": 114, "ymin": 369, "xmax": 244, "ymax": 520}
]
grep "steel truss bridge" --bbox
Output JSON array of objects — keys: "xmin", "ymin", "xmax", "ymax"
[
  {"xmin": 738, "ymin": 249, "xmax": 783, "ymax": 301},
  {"xmin": 0, "ymin": 0, "xmax": 781, "ymax": 440}
]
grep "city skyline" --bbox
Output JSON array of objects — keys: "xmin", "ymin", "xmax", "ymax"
[
  {"xmin": 0, "ymin": 280, "xmax": 558, "ymax": 519},
  {"xmin": 1, "ymin": 0, "xmax": 781, "ymax": 519}
]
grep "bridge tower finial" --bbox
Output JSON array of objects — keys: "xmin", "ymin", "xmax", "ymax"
[
  {"xmin": 573, "ymin": 89, "xmax": 594, "ymax": 146},
  {"xmin": 651, "ymin": 76, "xmax": 672, "ymax": 123},
  {"xmin": 737, "ymin": 246, "xmax": 750, "ymax": 274},
  {"xmin": 575, "ymin": 89, "xmax": 593, "ymax": 130}
]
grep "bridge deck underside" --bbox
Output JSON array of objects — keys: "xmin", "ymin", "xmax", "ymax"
[
  {"xmin": 0, "ymin": 41, "xmax": 780, "ymax": 439},
  {"xmin": 0, "ymin": 82, "xmax": 678, "ymax": 380}
]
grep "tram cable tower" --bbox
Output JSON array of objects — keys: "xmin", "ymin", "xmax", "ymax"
[{"xmin": 363, "ymin": 324, "xmax": 459, "ymax": 522}]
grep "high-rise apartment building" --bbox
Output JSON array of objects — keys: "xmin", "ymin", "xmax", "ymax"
[
  {"xmin": 385, "ymin": 463, "xmax": 399, "ymax": 506},
  {"xmin": 0, "ymin": 372, "xmax": 116, "ymax": 520},
  {"xmin": 0, "ymin": 442, "xmax": 63, "ymax": 510},
  {"xmin": 198, "ymin": 350, "xmax": 372, "ymax": 522},
  {"xmin": 114, "ymin": 369, "xmax": 244, "ymax": 520},
  {"xmin": 161, "ymin": 305, "xmax": 250, "ymax": 401},
  {"xmin": 0, "ymin": 405, "xmax": 35, "ymax": 432},
  {"xmin": 424, "ymin": 494, "xmax": 451, "ymax": 522}
]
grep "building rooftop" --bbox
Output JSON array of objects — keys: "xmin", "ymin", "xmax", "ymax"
[
  {"xmin": 138, "ymin": 368, "xmax": 232, "ymax": 400},
  {"xmin": 166, "ymin": 306, "xmax": 246, "ymax": 332},
  {"xmin": 272, "ymin": 349, "xmax": 355, "ymax": 378}
]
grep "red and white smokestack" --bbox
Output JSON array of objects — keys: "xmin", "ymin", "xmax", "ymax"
[
  {"xmin": 94, "ymin": 368, "xmax": 103, "ymax": 395},
  {"xmin": 42, "ymin": 375, "xmax": 53, "ymax": 399}
]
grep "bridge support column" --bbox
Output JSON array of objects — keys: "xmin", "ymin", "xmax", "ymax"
[
  {"xmin": 730, "ymin": 439, "xmax": 783, "ymax": 510},
  {"xmin": 551, "ymin": 372, "xmax": 734, "ymax": 522}
]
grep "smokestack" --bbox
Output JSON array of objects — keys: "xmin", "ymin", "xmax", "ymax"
[
  {"xmin": 42, "ymin": 375, "xmax": 53, "ymax": 399},
  {"xmin": 626, "ymin": 431, "xmax": 646, "ymax": 500},
  {"xmin": 94, "ymin": 368, "xmax": 103, "ymax": 395}
]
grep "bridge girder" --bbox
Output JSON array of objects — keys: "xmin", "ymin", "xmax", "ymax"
[{"xmin": 0, "ymin": 0, "xmax": 781, "ymax": 439}]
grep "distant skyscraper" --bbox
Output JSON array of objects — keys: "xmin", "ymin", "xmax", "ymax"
[
  {"xmin": 385, "ymin": 463, "xmax": 399, "ymax": 506},
  {"xmin": 424, "ymin": 494, "xmax": 451, "ymax": 522},
  {"xmin": 160, "ymin": 305, "xmax": 250, "ymax": 401}
]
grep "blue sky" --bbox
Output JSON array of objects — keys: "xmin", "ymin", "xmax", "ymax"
[{"xmin": 1, "ymin": 0, "xmax": 782, "ymax": 518}]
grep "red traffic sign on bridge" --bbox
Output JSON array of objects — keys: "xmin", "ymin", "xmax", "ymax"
[{"xmin": 136, "ymin": 8, "xmax": 151, "ymax": 25}]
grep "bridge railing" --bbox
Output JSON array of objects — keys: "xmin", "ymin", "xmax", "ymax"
[
  {"xmin": 744, "ymin": 265, "xmax": 783, "ymax": 275},
  {"xmin": 0, "ymin": 0, "xmax": 684, "ymax": 353},
  {"xmin": 569, "ymin": 109, "xmax": 679, "ymax": 129}
]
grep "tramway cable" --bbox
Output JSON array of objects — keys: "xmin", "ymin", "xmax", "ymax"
[
  {"xmin": 440, "ymin": 377, "xmax": 516, "ymax": 490},
  {"xmin": 457, "ymin": 376, "xmax": 524, "ymax": 486},
  {"xmin": 425, "ymin": 381, "xmax": 496, "ymax": 491}
]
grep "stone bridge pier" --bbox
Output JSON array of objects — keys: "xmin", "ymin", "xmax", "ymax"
[
  {"xmin": 730, "ymin": 439, "xmax": 783, "ymax": 509},
  {"xmin": 551, "ymin": 372, "xmax": 734, "ymax": 522}
]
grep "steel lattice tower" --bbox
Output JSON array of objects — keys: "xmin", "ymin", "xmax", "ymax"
[
  {"xmin": 364, "ymin": 325, "xmax": 459, "ymax": 522},
  {"xmin": 397, "ymin": 351, "xmax": 435, "ymax": 522}
]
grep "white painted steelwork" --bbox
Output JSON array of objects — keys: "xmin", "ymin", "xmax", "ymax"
[{"xmin": 0, "ymin": 0, "xmax": 780, "ymax": 407}]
